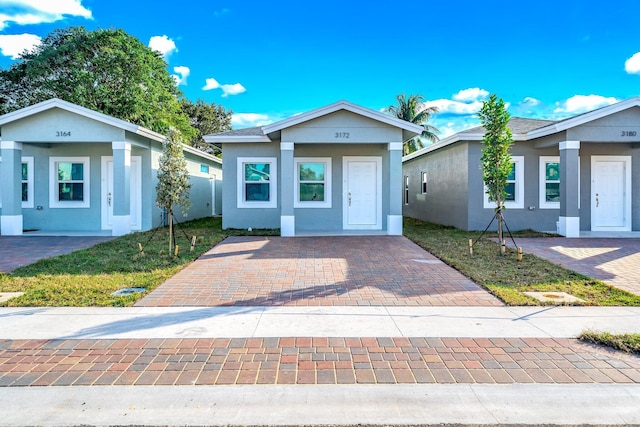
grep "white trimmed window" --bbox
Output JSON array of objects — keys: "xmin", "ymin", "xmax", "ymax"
[
  {"xmin": 294, "ymin": 157, "xmax": 331, "ymax": 208},
  {"xmin": 49, "ymin": 157, "xmax": 90, "ymax": 208},
  {"xmin": 538, "ymin": 156, "xmax": 580, "ymax": 209},
  {"xmin": 0, "ymin": 157, "xmax": 34, "ymax": 208},
  {"xmin": 483, "ymin": 156, "xmax": 524, "ymax": 209},
  {"xmin": 403, "ymin": 175, "xmax": 409, "ymax": 205},
  {"xmin": 237, "ymin": 157, "xmax": 277, "ymax": 208},
  {"xmin": 421, "ymin": 171, "xmax": 428, "ymax": 194},
  {"xmin": 539, "ymin": 156, "xmax": 560, "ymax": 209}
]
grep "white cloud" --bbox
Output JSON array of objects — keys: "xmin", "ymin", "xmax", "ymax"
[
  {"xmin": 452, "ymin": 88, "xmax": 489, "ymax": 102},
  {"xmin": 148, "ymin": 35, "xmax": 176, "ymax": 58},
  {"xmin": 553, "ymin": 94, "xmax": 618, "ymax": 115},
  {"xmin": 171, "ymin": 66, "xmax": 190, "ymax": 86},
  {"xmin": 521, "ymin": 97, "xmax": 540, "ymax": 106},
  {"xmin": 625, "ymin": 52, "xmax": 640, "ymax": 74},
  {"xmin": 231, "ymin": 113, "xmax": 273, "ymax": 128},
  {"xmin": 0, "ymin": 0, "xmax": 92, "ymax": 30},
  {"xmin": 202, "ymin": 77, "xmax": 246, "ymax": 97},
  {"xmin": 424, "ymin": 98, "xmax": 484, "ymax": 115},
  {"xmin": 0, "ymin": 33, "xmax": 41, "ymax": 59}
]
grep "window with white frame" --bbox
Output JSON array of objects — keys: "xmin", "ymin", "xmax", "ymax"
[
  {"xmin": 49, "ymin": 157, "xmax": 90, "ymax": 208},
  {"xmin": 0, "ymin": 157, "xmax": 34, "ymax": 209},
  {"xmin": 404, "ymin": 175, "xmax": 409, "ymax": 205},
  {"xmin": 237, "ymin": 157, "xmax": 277, "ymax": 208},
  {"xmin": 294, "ymin": 157, "xmax": 331, "ymax": 208},
  {"xmin": 538, "ymin": 156, "xmax": 581, "ymax": 209},
  {"xmin": 421, "ymin": 171, "xmax": 428, "ymax": 194},
  {"xmin": 539, "ymin": 156, "xmax": 560, "ymax": 209},
  {"xmin": 483, "ymin": 156, "xmax": 524, "ymax": 209}
]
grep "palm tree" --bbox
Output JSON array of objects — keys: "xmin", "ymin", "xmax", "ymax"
[{"xmin": 386, "ymin": 93, "xmax": 439, "ymax": 155}]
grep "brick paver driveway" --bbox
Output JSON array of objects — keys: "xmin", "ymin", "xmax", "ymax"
[
  {"xmin": 137, "ymin": 236, "xmax": 502, "ymax": 307},
  {"xmin": 0, "ymin": 236, "xmax": 114, "ymax": 273},
  {"xmin": 515, "ymin": 238, "xmax": 640, "ymax": 296}
]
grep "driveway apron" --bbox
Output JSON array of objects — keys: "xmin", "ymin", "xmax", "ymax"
[
  {"xmin": 514, "ymin": 238, "xmax": 640, "ymax": 296},
  {"xmin": 136, "ymin": 236, "xmax": 503, "ymax": 307},
  {"xmin": 0, "ymin": 236, "xmax": 114, "ymax": 273}
]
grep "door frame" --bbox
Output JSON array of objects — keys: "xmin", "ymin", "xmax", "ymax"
[
  {"xmin": 342, "ymin": 156, "xmax": 382, "ymax": 230},
  {"xmin": 101, "ymin": 156, "xmax": 142, "ymax": 231},
  {"xmin": 590, "ymin": 155, "xmax": 631, "ymax": 232}
]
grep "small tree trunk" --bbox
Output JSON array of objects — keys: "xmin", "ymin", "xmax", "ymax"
[
  {"xmin": 496, "ymin": 196, "xmax": 504, "ymax": 255},
  {"xmin": 168, "ymin": 208, "xmax": 173, "ymax": 255}
]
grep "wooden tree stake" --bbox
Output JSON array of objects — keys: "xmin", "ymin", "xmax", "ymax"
[
  {"xmin": 174, "ymin": 245, "xmax": 179, "ymax": 258},
  {"xmin": 138, "ymin": 243, "xmax": 145, "ymax": 258},
  {"xmin": 501, "ymin": 239, "xmax": 506, "ymax": 255},
  {"xmin": 469, "ymin": 239, "xmax": 473, "ymax": 255},
  {"xmin": 517, "ymin": 247, "xmax": 523, "ymax": 261},
  {"xmin": 190, "ymin": 236, "xmax": 196, "ymax": 252}
]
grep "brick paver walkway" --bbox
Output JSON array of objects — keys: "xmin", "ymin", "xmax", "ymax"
[
  {"xmin": 136, "ymin": 236, "xmax": 502, "ymax": 307},
  {"xmin": 0, "ymin": 236, "xmax": 114, "ymax": 273},
  {"xmin": 1, "ymin": 337, "xmax": 638, "ymax": 386},
  {"xmin": 515, "ymin": 238, "xmax": 640, "ymax": 296}
]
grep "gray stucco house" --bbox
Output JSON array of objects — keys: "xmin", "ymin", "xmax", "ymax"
[
  {"xmin": 402, "ymin": 97, "xmax": 640, "ymax": 237},
  {"xmin": 205, "ymin": 100, "xmax": 422, "ymax": 236},
  {"xmin": 0, "ymin": 98, "xmax": 222, "ymax": 236}
]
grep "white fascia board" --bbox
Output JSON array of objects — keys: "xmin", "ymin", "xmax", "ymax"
[
  {"xmin": 526, "ymin": 96, "xmax": 640, "ymax": 139},
  {"xmin": 0, "ymin": 97, "xmax": 165, "ymax": 143},
  {"xmin": 181, "ymin": 144, "xmax": 222, "ymax": 164},
  {"xmin": 203, "ymin": 135, "xmax": 271, "ymax": 143},
  {"xmin": 262, "ymin": 100, "xmax": 424, "ymax": 135},
  {"xmin": 401, "ymin": 131, "xmax": 527, "ymax": 163}
]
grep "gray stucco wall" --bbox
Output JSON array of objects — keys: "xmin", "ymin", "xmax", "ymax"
[
  {"xmin": 467, "ymin": 141, "xmax": 563, "ymax": 232},
  {"xmin": 293, "ymin": 143, "xmax": 390, "ymax": 232},
  {"xmin": 577, "ymin": 143, "xmax": 640, "ymax": 231},
  {"xmin": 222, "ymin": 143, "xmax": 281, "ymax": 230},
  {"xmin": 222, "ymin": 142, "xmax": 393, "ymax": 231},
  {"xmin": 19, "ymin": 142, "xmax": 112, "ymax": 231},
  {"xmin": 402, "ymin": 142, "xmax": 470, "ymax": 230}
]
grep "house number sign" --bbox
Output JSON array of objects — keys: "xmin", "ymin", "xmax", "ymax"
[
  {"xmin": 621, "ymin": 131, "xmax": 637, "ymax": 137},
  {"xmin": 334, "ymin": 132, "xmax": 350, "ymax": 139},
  {"xmin": 56, "ymin": 131, "xmax": 72, "ymax": 137}
]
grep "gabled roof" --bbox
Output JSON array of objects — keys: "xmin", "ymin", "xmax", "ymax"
[
  {"xmin": 403, "ymin": 96, "xmax": 640, "ymax": 162},
  {"xmin": 205, "ymin": 100, "xmax": 424, "ymax": 143},
  {"xmin": 403, "ymin": 117, "xmax": 555, "ymax": 162},
  {"xmin": 526, "ymin": 96, "xmax": 640, "ymax": 138},
  {"xmin": 0, "ymin": 98, "xmax": 166, "ymax": 142},
  {"xmin": 0, "ymin": 98, "xmax": 221, "ymax": 164}
]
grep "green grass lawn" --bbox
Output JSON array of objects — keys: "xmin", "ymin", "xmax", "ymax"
[
  {"xmin": 579, "ymin": 331, "xmax": 640, "ymax": 355},
  {"xmin": 0, "ymin": 217, "xmax": 278, "ymax": 307},
  {"xmin": 403, "ymin": 217, "xmax": 640, "ymax": 306}
]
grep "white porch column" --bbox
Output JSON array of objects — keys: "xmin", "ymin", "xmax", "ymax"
[
  {"xmin": 111, "ymin": 141, "xmax": 131, "ymax": 236},
  {"xmin": 0, "ymin": 141, "xmax": 23, "ymax": 235},
  {"xmin": 559, "ymin": 140, "xmax": 580, "ymax": 237},
  {"xmin": 280, "ymin": 142, "xmax": 295, "ymax": 236},
  {"xmin": 387, "ymin": 142, "xmax": 403, "ymax": 235}
]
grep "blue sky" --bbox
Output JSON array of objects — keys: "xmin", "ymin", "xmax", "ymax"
[{"xmin": 1, "ymin": 0, "xmax": 640, "ymax": 137}]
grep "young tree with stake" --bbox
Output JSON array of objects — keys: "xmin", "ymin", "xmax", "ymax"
[
  {"xmin": 479, "ymin": 94, "xmax": 513, "ymax": 254},
  {"xmin": 156, "ymin": 128, "xmax": 191, "ymax": 254}
]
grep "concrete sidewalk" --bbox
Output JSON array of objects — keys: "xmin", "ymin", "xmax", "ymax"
[
  {"xmin": 1, "ymin": 384, "xmax": 639, "ymax": 426},
  {"xmin": 2, "ymin": 309, "xmax": 640, "ymax": 426},
  {"xmin": 1, "ymin": 306, "xmax": 639, "ymax": 339}
]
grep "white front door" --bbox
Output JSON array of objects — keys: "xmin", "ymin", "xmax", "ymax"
[
  {"xmin": 343, "ymin": 156, "xmax": 382, "ymax": 230},
  {"xmin": 591, "ymin": 156, "xmax": 631, "ymax": 231},
  {"xmin": 101, "ymin": 156, "xmax": 141, "ymax": 230}
]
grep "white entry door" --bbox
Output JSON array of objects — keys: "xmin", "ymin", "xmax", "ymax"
[
  {"xmin": 343, "ymin": 156, "xmax": 382, "ymax": 230},
  {"xmin": 591, "ymin": 156, "xmax": 631, "ymax": 231},
  {"xmin": 101, "ymin": 156, "xmax": 142, "ymax": 230}
]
